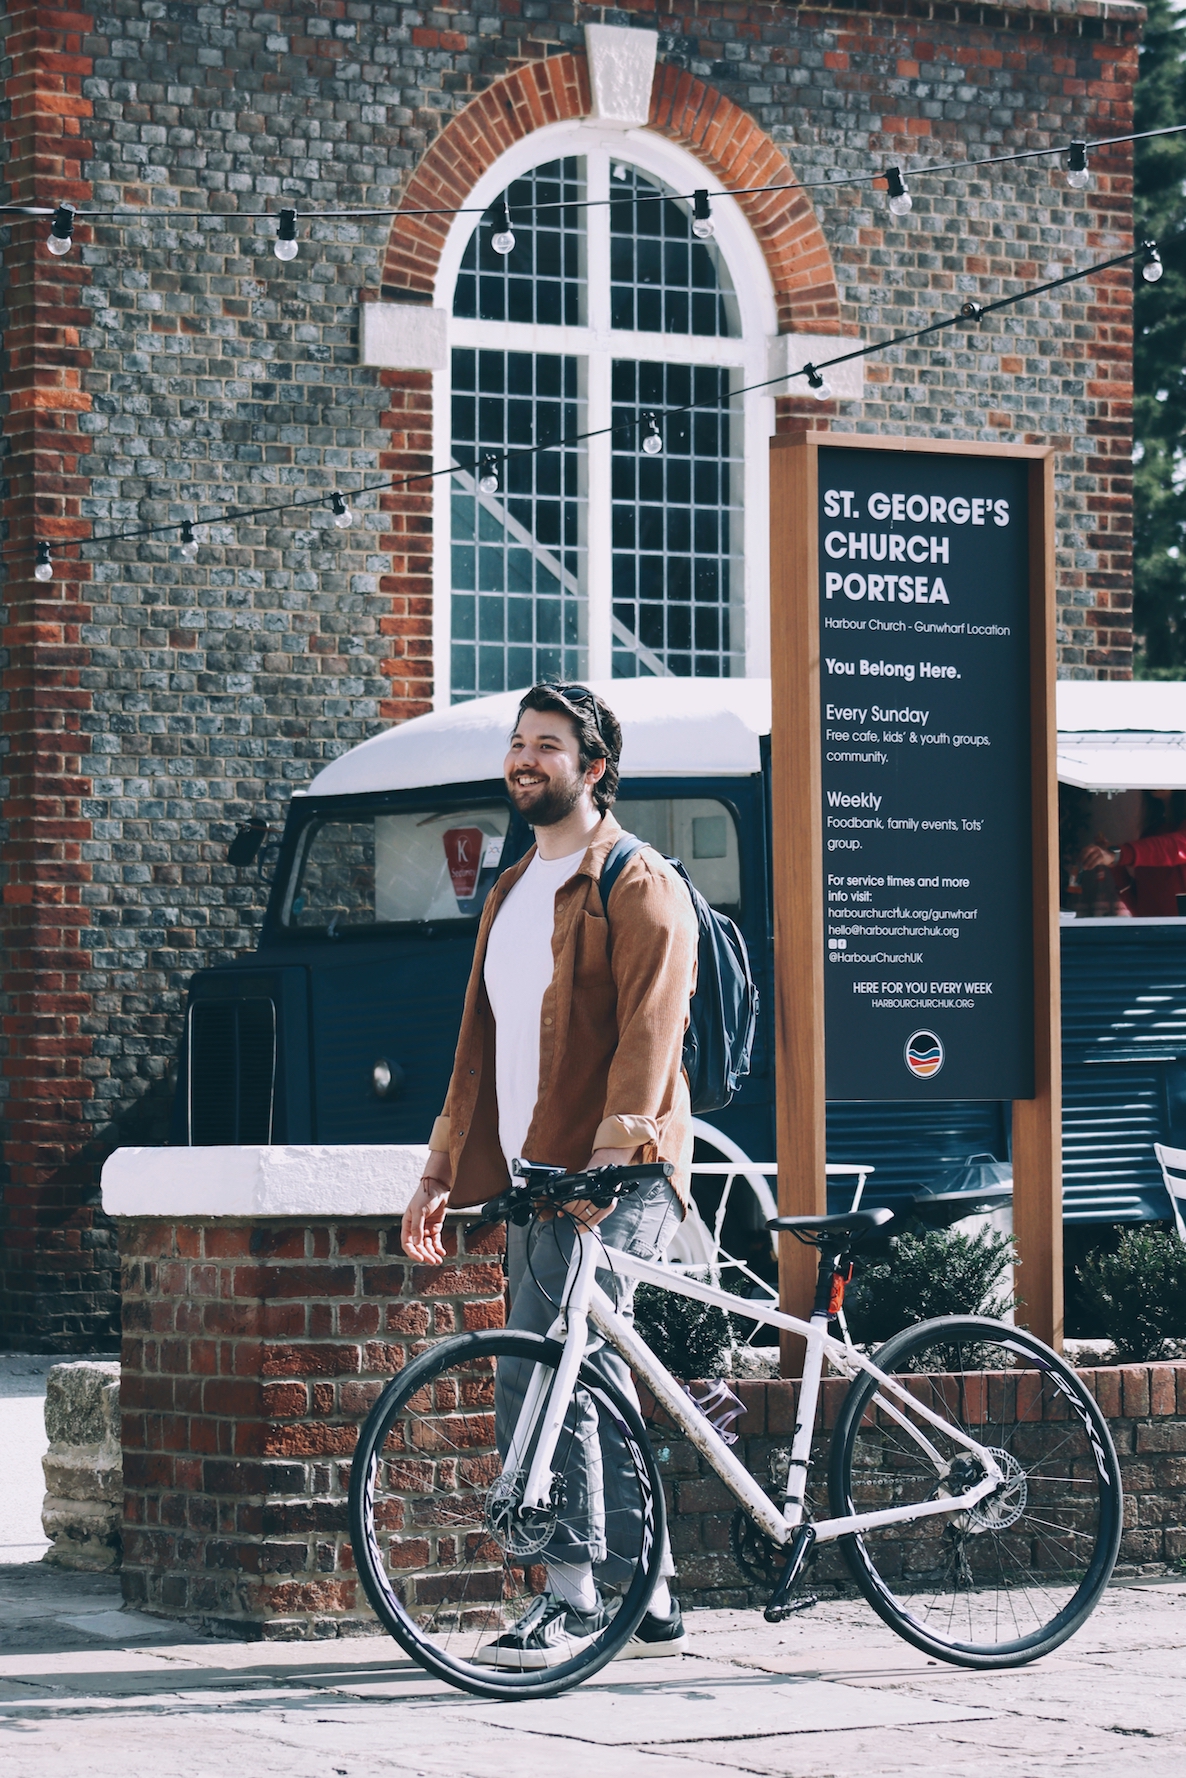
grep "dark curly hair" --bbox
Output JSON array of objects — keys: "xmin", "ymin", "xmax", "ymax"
[{"xmin": 514, "ymin": 684, "xmax": 622, "ymax": 814}]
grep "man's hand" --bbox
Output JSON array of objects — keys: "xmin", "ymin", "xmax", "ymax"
[
  {"xmin": 1081, "ymin": 844, "xmax": 1121, "ymax": 871},
  {"xmin": 562, "ymin": 1145, "xmax": 640, "ymax": 1229},
  {"xmin": 402, "ymin": 1154, "xmax": 452, "ymax": 1263}
]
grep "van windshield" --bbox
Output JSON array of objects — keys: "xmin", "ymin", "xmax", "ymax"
[{"xmin": 280, "ymin": 804, "xmax": 512, "ymax": 934}]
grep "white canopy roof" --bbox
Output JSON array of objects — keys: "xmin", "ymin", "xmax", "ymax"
[
  {"xmin": 1055, "ymin": 682, "xmax": 1186, "ymax": 792},
  {"xmin": 300, "ymin": 677, "xmax": 1186, "ymax": 799},
  {"xmin": 301, "ymin": 679, "xmax": 773, "ymax": 796}
]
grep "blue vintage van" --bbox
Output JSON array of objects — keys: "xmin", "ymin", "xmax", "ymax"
[{"xmin": 173, "ymin": 677, "xmax": 1186, "ymax": 1257}]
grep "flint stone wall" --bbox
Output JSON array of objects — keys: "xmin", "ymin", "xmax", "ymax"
[{"xmin": 41, "ymin": 1359, "xmax": 123, "ymax": 1571}]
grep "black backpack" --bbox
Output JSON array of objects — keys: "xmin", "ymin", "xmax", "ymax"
[{"xmin": 599, "ymin": 834, "xmax": 759, "ymax": 1114}]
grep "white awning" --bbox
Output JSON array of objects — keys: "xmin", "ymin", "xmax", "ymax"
[{"xmin": 1055, "ymin": 682, "xmax": 1186, "ymax": 790}]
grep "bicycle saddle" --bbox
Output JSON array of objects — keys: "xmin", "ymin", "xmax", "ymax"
[{"xmin": 766, "ymin": 1208, "xmax": 893, "ymax": 1236}]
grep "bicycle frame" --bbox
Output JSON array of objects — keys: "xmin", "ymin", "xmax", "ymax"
[{"xmin": 515, "ymin": 1223, "xmax": 1004, "ymax": 1552}]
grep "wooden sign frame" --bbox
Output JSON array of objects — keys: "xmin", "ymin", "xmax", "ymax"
[{"xmin": 769, "ymin": 432, "xmax": 1060, "ymax": 1366}]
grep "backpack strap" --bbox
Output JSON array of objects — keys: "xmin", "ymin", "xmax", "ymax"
[{"xmin": 598, "ymin": 832, "xmax": 648, "ymax": 914}]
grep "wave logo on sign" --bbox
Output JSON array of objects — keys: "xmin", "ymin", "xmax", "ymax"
[{"xmin": 904, "ymin": 1030, "xmax": 944, "ymax": 1079}]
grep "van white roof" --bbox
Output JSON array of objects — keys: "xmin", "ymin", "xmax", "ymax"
[
  {"xmin": 300, "ymin": 679, "xmax": 773, "ymax": 796},
  {"xmin": 299, "ymin": 678, "xmax": 1186, "ymax": 798}
]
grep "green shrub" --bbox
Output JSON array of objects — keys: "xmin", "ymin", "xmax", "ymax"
[
  {"xmin": 844, "ymin": 1226, "xmax": 1016, "ymax": 1348},
  {"xmin": 1075, "ymin": 1229, "xmax": 1186, "ymax": 1362},
  {"xmin": 632, "ymin": 1283, "xmax": 732, "ymax": 1380}
]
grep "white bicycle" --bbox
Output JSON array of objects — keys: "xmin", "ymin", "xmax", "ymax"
[{"xmin": 349, "ymin": 1161, "xmax": 1122, "ymax": 1700}]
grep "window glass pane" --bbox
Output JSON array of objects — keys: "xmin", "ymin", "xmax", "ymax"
[
  {"xmin": 611, "ymin": 361, "xmax": 743, "ymax": 679},
  {"xmin": 617, "ymin": 797, "xmax": 742, "ymax": 912},
  {"xmin": 451, "ymin": 349, "xmax": 586, "ymax": 702},
  {"xmin": 453, "ymin": 158, "xmax": 585, "ymax": 326},
  {"xmin": 609, "ymin": 163, "xmax": 738, "ymax": 338},
  {"xmin": 282, "ymin": 806, "xmax": 511, "ymax": 932}
]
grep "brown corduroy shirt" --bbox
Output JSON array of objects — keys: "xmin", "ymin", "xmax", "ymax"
[{"xmin": 428, "ymin": 811, "xmax": 699, "ymax": 1210}]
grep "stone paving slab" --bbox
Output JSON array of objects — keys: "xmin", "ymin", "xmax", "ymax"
[{"xmin": 0, "ymin": 1561, "xmax": 1183, "ymax": 1776}]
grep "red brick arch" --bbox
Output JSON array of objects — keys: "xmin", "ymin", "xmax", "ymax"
[{"xmin": 381, "ymin": 54, "xmax": 841, "ymax": 333}]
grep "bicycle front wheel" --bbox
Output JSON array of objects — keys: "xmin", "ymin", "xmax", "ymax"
[
  {"xmin": 348, "ymin": 1328, "xmax": 665, "ymax": 1698},
  {"xmin": 829, "ymin": 1316, "xmax": 1122, "ymax": 1668}
]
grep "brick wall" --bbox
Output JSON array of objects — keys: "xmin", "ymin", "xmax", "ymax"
[
  {"xmin": 116, "ymin": 1212, "xmax": 1184, "ymax": 1635},
  {"xmin": 643, "ymin": 1362, "xmax": 1186, "ymax": 1607},
  {"xmin": 117, "ymin": 1211, "xmax": 504, "ymax": 1632},
  {"xmin": 2, "ymin": 1, "xmax": 1143, "ymax": 1342}
]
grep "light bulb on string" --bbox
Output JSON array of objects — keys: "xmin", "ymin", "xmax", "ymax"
[
  {"xmin": 804, "ymin": 364, "xmax": 833, "ymax": 402},
  {"xmin": 478, "ymin": 456, "xmax": 500, "ymax": 496},
  {"xmin": 1141, "ymin": 241, "xmax": 1164, "ymax": 283},
  {"xmin": 885, "ymin": 167, "xmax": 912, "ymax": 216},
  {"xmin": 331, "ymin": 492, "xmax": 353, "ymax": 528},
  {"xmin": 641, "ymin": 413, "xmax": 663, "ymax": 456},
  {"xmin": 47, "ymin": 205, "xmax": 75, "ymax": 256},
  {"xmin": 692, "ymin": 190, "xmax": 714, "ymax": 241},
  {"xmin": 491, "ymin": 199, "xmax": 515, "ymax": 257},
  {"xmin": 180, "ymin": 520, "xmax": 199, "ymax": 560},
  {"xmin": 1066, "ymin": 142, "xmax": 1090, "ymax": 190},
  {"xmin": 274, "ymin": 208, "xmax": 299, "ymax": 261},
  {"xmin": 34, "ymin": 542, "xmax": 53, "ymax": 582}
]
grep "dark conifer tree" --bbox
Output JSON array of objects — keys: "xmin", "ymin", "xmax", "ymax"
[{"xmin": 1133, "ymin": 0, "xmax": 1186, "ymax": 672}]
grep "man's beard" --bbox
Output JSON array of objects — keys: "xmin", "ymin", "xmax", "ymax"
[{"xmin": 509, "ymin": 769, "xmax": 585, "ymax": 828}]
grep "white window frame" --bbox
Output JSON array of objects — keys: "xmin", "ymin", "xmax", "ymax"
[{"xmin": 431, "ymin": 119, "xmax": 778, "ymax": 706}]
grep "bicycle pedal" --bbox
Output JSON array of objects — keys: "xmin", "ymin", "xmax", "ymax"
[{"xmin": 763, "ymin": 1524, "xmax": 816, "ymax": 1624}]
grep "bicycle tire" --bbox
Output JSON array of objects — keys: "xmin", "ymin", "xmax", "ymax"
[
  {"xmin": 348, "ymin": 1328, "xmax": 665, "ymax": 1699},
  {"xmin": 828, "ymin": 1316, "xmax": 1122, "ymax": 1668}
]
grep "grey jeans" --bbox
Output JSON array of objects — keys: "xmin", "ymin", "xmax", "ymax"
[{"xmin": 494, "ymin": 1176, "xmax": 680, "ymax": 1584}]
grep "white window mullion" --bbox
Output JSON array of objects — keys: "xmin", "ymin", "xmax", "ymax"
[{"xmin": 585, "ymin": 146, "xmax": 613, "ymax": 680}]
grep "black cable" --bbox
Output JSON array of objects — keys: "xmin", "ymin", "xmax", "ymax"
[
  {"xmin": 2, "ymin": 121, "xmax": 1179, "ymax": 225},
  {"xmin": 6, "ymin": 239, "xmax": 1150, "ymax": 567}
]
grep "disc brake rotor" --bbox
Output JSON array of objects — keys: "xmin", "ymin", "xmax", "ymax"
[{"xmin": 485, "ymin": 1469, "xmax": 559, "ymax": 1558}]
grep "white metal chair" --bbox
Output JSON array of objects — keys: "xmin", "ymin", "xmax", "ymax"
[{"xmin": 1153, "ymin": 1143, "xmax": 1186, "ymax": 1242}]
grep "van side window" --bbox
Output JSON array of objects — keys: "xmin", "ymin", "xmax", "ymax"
[
  {"xmin": 616, "ymin": 798, "xmax": 741, "ymax": 915},
  {"xmin": 282, "ymin": 805, "xmax": 510, "ymax": 933}
]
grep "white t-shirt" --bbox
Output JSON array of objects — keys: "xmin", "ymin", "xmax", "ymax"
[{"xmin": 483, "ymin": 845, "xmax": 588, "ymax": 1171}]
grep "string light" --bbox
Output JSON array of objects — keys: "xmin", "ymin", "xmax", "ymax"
[
  {"xmin": 804, "ymin": 364, "xmax": 833, "ymax": 401},
  {"xmin": 478, "ymin": 456, "xmax": 500, "ymax": 495},
  {"xmin": 330, "ymin": 492, "xmax": 354, "ymax": 528},
  {"xmin": 47, "ymin": 205, "xmax": 74, "ymax": 256},
  {"xmin": 692, "ymin": 191, "xmax": 715, "ymax": 240},
  {"xmin": 1066, "ymin": 142, "xmax": 1090, "ymax": 190},
  {"xmin": 490, "ymin": 198, "xmax": 515, "ymax": 256},
  {"xmin": 1141, "ymin": 241, "xmax": 1164, "ymax": 283},
  {"xmin": 3, "ymin": 241, "xmax": 1157, "ymax": 574},
  {"xmin": 885, "ymin": 167, "xmax": 912, "ymax": 216},
  {"xmin": 274, "ymin": 208, "xmax": 298, "ymax": 261},
  {"xmin": 179, "ymin": 520, "xmax": 199, "ymax": 560}
]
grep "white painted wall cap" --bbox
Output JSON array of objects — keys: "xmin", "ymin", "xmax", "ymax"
[{"xmin": 101, "ymin": 1144, "xmax": 430, "ymax": 1219}]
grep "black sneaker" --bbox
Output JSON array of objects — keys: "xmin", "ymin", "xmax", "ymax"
[
  {"xmin": 614, "ymin": 1599, "xmax": 688, "ymax": 1660},
  {"xmin": 473, "ymin": 1593, "xmax": 606, "ymax": 1670}
]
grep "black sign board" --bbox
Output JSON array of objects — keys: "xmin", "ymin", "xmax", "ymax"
[{"xmin": 818, "ymin": 445, "xmax": 1034, "ymax": 1100}]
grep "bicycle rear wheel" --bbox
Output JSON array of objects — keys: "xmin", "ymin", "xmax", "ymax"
[
  {"xmin": 829, "ymin": 1316, "xmax": 1122, "ymax": 1668},
  {"xmin": 348, "ymin": 1328, "xmax": 664, "ymax": 1698}
]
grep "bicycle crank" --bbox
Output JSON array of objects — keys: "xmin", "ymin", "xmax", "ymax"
[{"xmin": 764, "ymin": 1525, "xmax": 817, "ymax": 1624}]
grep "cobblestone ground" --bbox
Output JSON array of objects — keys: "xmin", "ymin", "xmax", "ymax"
[{"xmin": 0, "ymin": 1562, "xmax": 1182, "ymax": 1778}]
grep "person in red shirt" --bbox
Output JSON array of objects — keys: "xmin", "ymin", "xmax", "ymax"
[{"xmin": 1081, "ymin": 789, "xmax": 1186, "ymax": 917}]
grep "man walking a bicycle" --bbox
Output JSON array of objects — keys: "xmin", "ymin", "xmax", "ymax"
[{"xmin": 402, "ymin": 682, "xmax": 699, "ymax": 1669}]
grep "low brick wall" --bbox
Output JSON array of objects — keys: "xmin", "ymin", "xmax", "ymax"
[
  {"xmin": 115, "ymin": 1211, "xmax": 1186, "ymax": 1634},
  {"xmin": 642, "ymin": 1363, "xmax": 1186, "ymax": 1608},
  {"xmin": 116, "ymin": 1214, "xmax": 504, "ymax": 1636}
]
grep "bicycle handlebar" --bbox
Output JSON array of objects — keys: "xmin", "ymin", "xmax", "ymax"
[{"xmin": 475, "ymin": 1160, "xmax": 674, "ymax": 1228}]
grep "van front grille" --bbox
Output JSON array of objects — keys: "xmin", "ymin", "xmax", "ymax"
[{"xmin": 189, "ymin": 998, "xmax": 276, "ymax": 1144}]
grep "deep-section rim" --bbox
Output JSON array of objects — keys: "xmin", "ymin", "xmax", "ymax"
[
  {"xmin": 348, "ymin": 1327, "xmax": 665, "ymax": 1699},
  {"xmin": 828, "ymin": 1315, "xmax": 1123, "ymax": 1670}
]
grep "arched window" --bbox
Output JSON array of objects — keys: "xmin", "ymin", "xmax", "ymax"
[{"xmin": 434, "ymin": 126, "xmax": 776, "ymax": 702}]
